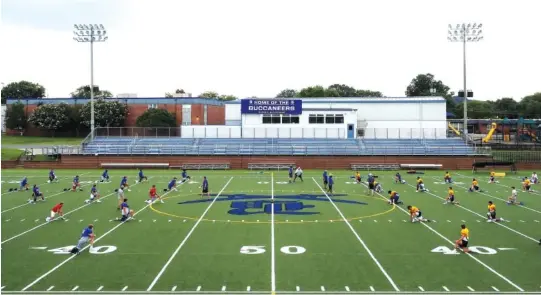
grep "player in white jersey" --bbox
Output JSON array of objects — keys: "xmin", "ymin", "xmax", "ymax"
[
  {"xmin": 507, "ymin": 186, "xmax": 522, "ymax": 205},
  {"xmin": 532, "ymin": 172, "xmax": 538, "ymax": 184},
  {"xmin": 117, "ymin": 185, "xmax": 125, "ymax": 210}
]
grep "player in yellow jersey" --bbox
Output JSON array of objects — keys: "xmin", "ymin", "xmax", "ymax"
[
  {"xmin": 355, "ymin": 171, "xmax": 361, "ymax": 184},
  {"xmin": 522, "ymin": 177, "xmax": 532, "ymax": 192},
  {"xmin": 487, "ymin": 201, "xmax": 503, "ymax": 222},
  {"xmin": 416, "ymin": 177, "xmax": 427, "ymax": 192},
  {"xmin": 469, "ymin": 178, "xmax": 480, "ymax": 192},
  {"xmin": 488, "ymin": 171, "xmax": 497, "ymax": 184},
  {"xmin": 407, "ymin": 205, "xmax": 430, "ymax": 223},
  {"xmin": 387, "ymin": 190, "xmax": 403, "ymax": 205},
  {"xmin": 444, "ymin": 186, "xmax": 459, "ymax": 205},
  {"xmin": 444, "ymin": 171, "xmax": 452, "ymax": 184},
  {"xmin": 454, "ymin": 224, "xmax": 470, "ymax": 253}
]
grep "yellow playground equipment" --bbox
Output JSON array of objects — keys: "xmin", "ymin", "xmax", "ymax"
[
  {"xmin": 448, "ymin": 123, "xmax": 461, "ymax": 136},
  {"xmin": 482, "ymin": 123, "xmax": 497, "ymax": 143}
]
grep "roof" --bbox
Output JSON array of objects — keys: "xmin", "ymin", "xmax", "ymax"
[
  {"xmin": 226, "ymin": 97, "xmax": 445, "ymax": 104},
  {"xmin": 301, "ymin": 108, "xmax": 357, "ymax": 111}
]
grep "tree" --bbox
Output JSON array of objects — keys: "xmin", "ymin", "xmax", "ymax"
[
  {"xmin": 28, "ymin": 103, "xmax": 71, "ymax": 134},
  {"xmin": 356, "ymin": 89, "xmax": 383, "ymax": 97},
  {"xmin": 275, "ymin": 89, "xmax": 298, "ymax": 98},
  {"xmin": 518, "ymin": 92, "xmax": 541, "ymax": 119},
  {"xmin": 4, "ymin": 102, "xmax": 27, "ymax": 134},
  {"xmin": 135, "ymin": 108, "xmax": 177, "ymax": 127},
  {"xmin": 71, "ymin": 85, "xmax": 113, "ymax": 99},
  {"xmin": 218, "ymin": 94, "xmax": 237, "ymax": 101},
  {"xmin": 80, "ymin": 99, "xmax": 128, "ymax": 128},
  {"xmin": 327, "ymin": 84, "xmax": 358, "ymax": 97},
  {"xmin": 405, "ymin": 73, "xmax": 451, "ymax": 97},
  {"xmin": 298, "ymin": 85, "xmax": 326, "ymax": 97},
  {"xmin": 454, "ymin": 100, "xmax": 494, "ymax": 119},
  {"xmin": 199, "ymin": 91, "xmax": 219, "ymax": 99},
  {"xmin": 493, "ymin": 98, "xmax": 519, "ymax": 118},
  {"xmin": 165, "ymin": 89, "xmax": 186, "ymax": 97},
  {"xmin": 1, "ymin": 81, "xmax": 46, "ymax": 104}
]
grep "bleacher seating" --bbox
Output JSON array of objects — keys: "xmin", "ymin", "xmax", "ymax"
[
  {"xmin": 82, "ymin": 136, "xmax": 479, "ymax": 156},
  {"xmin": 248, "ymin": 163, "xmax": 295, "ymax": 170},
  {"xmin": 351, "ymin": 163, "xmax": 400, "ymax": 170},
  {"xmin": 101, "ymin": 163, "xmax": 169, "ymax": 168},
  {"xmin": 170, "ymin": 163, "xmax": 230, "ymax": 170}
]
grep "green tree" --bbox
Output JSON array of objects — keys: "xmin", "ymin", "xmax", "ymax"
[
  {"xmin": 71, "ymin": 85, "xmax": 113, "ymax": 99},
  {"xmin": 1, "ymin": 81, "xmax": 46, "ymax": 104},
  {"xmin": 4, "ymin": 102, "xmax": 27, "ymax": 134},
  {"xmin": 28, "ymin": 103, "xmax": 72, "ymax": 134},
  {"xmin": 275, "ymin": 89, "xmax": 298, "ymax": 98},
  {"xmin": 80, "ymin": 99, "xmax": 128, "ymax": 128},
  {"xmin": 218, "ymin": 94, "xmax": 237, "ymax": 101},
  {"xmin": 298, "ymin": 85, "xmax": 326, "ymax": 97},
  {"xmin": 493, "ymin": 98, "xmax": 519, "ymax": 118},
  {"xmin": 454, "ymin": 100, "xmax": 494, "ymax": 119},
  {"xmin": 199, "ymin": 91, "xmax": 219, "ymax": 98},
  {"xmin": 405, "ymin": 73, "xmax": 451, "ymax": 97},
  {"xmin": 356, "ymin": 89, "xmax": 383, "ymax": 97},
  {"xmin": 136, "ymin": 108, "xmax": 177, "ymax": 127},
  {"xmin": 165, "ymin": 89, "xmax": 186, "ymax": 97},
  {"xmin": 518, "ymin": 92, "xmax": 541, "ymax": 119},
  {"xmin": 327, "ymin": 84, "xmax": 358, "ymax": 97}
]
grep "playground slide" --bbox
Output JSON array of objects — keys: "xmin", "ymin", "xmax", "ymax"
[
  {"xmin": 482, "ymin": 123, "xmax": 497, "ymax": 143},
  {"xmin": 448, "ymin": 123, "xmax": 461, "ymax": 136}
]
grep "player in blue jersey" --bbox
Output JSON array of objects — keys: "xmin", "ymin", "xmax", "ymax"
[
  {"xmin": 288, "ymin": 166, "xmax": 293, "ymax": 183},
  {"xmin": 166, "ymin": 177, "xmax": 178, "ymax": 191},
  {"xmin": 48, "ymin": 169, "xmax": 58, "ymax": 183},
  {"xmin": 20, "ymin": 176, "xmax": 29, "ymax": 191},
  {"xmin": 100, "ymin": 169, "xmax": 110, "ymax": 183},
  {"xmin": 323, "ymin": 170, "xmax": 329, "ymax": 189},
  {"xmin": 201, "ymin": 176, "xmax": 209, "ymax": 197},
  {"xmin": 120, "ymin": 176, "xmax": 131, "ymax": 192},
  {"xmin": 29, "ymin": 184, "xmax": 45, "ymax": 203},
  {"xmin": 85, "ymin": 184, "xmax": 101, "ymax": 203},
  {"xmin": 327, "ymin": 174, "xmax": 334, "ymax": 195},
  {"xmin": 395, "ymin": 173, "xmax": 405, "ymax": 184},
  {"xmin": 71, "ymin": 175, "xmax": 82, "ymax": 192},
  {"xmin": 137, "ymin": 169, "xmax": 148, "ymax": 183},
  {"xmin": 367, "ymin": 174, "xmax": 376, "ymax": 196},
  {"xmin": 181, "ymin": 169, "xmax": 191, "ymax": 183},
  {"xmin": 118, "ymin": 198, "xmax": 135, "ymax": 222},
  {"xmin": 69, "ymin": 224, "xmax": 95, "ymax": 255}
]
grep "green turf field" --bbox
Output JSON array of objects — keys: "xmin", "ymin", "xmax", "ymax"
[{"xmin": 1, "ymin": 168, "xmax": 540, "ymax": 294}]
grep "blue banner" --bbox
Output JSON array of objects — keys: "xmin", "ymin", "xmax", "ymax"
[{"xmin": 241, "ymin": 99, "xmax": 302, "ymax": 115}]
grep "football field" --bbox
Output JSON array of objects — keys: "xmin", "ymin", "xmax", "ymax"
[{"xmin": 1, "ymin": 168, "xmax": 540, "ymax": 294}]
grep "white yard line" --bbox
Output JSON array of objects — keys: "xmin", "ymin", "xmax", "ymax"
[
  {"xmin": 146, "ymin": 177, "xmax": 234, "ymax": 291},
  {"xmin": 312, "ymin": 178, "xmax": 400, "ymax": 292},
  {"xmin": 270, "ymin": 172, "xmax": 276, "ymax": 294},
  {"xmin": 46, "ymin": 286, "xmax": 54, "ymax": 291},
  {"xmin": 365, "ymin": 181, "xmax": 524, "ymax": 292},
  {"xmin": 412, "ymin": 177, "xmax": 539, "ymax": 243},
  {"xmin": 20, "ymin": 178, "xmax": 165, "ymax": 291}
]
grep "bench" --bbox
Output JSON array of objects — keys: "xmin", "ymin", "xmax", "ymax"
[
  {"xmin": 248, "ymin": 163, "xmax": 295, "ymax": 170},
  {"xmin": 170, "ymin": 163, "xmax": 230, "ymax": 170},
  {"xmin": 100, "ymin": 163, "xmax": 169, "ymax": 168},
  {"xmin": 472, "ymin": 161, "xmax": 516, "ymax": 174},
  {"xmin": 351, "ymin": 163, "xmax": 400, "ymax": 171},
  {"xmin": 400, "ymin": 164, "xmax": 442, "ymax": 170}
]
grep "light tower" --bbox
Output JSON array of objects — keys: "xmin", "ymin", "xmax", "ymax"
[
  {"xmin": 448, "ymin": 23, "xmax": 483, "ymax": 137},
  {"xmin": 73, "ymin": 24, "xmax": 108, "ymax": 139}
]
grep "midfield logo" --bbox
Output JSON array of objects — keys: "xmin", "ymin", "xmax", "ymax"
[{"xmin": 178, "ymin": 194, "xmax": 368, "ymax": 216}]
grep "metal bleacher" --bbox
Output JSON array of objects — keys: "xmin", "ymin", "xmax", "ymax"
[{"xmin": 82, "ymin": 137, "xmax": 480, "ymax": 156}]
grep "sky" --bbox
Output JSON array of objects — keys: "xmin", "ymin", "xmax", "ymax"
[{"xmin": 1, "ymin": 0, "xmax": 540, "ymax": 100}]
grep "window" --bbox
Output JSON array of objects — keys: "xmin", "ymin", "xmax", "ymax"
[
  {"xmin": 262, "ymin": 115, "xmax": 272, "ymax": 124},
  {"xmin": 309, "ymin": 114, "xmax": 324, "ymax": 124},
  {"xmin": 148, "ymin": 104, "xmax": 157, "ymax": 109},
  {"xmin": 262, "ymin": 114, "xmax": 282, "ymax": 124},
  {"xmin": 325, "ymin": 115, "xmax": 335, "ymax": 124},
  {"xmin": 282, "ymin": 115, "xmax": 300, "ymax": 124},
  {"xmin": 335, "ymin": 114, "xmax": 344, "ymax": 124}
]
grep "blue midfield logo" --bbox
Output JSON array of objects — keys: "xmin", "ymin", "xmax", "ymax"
[{"xmin": 178, "ymin": 194, "xmax": 368, "ymax": 216}]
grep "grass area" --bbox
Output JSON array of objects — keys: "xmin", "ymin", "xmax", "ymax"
[
  {"xmin": 1, "ymin": 148, "xmax": 23, "ymax": 160},
  {"xmin": 492, "ymin": 150, "xmax": 541, "ymax": 162},
  {"xmin": 1, "ymin": 169, "xmax": 540, "ymax": 293},
  {"xmin": 1, "ymin": 135, "xmax": 84, "ymax": 145}
]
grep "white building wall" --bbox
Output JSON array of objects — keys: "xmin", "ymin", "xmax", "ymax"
[{"xmin": 1, "ymin": 105, "xmax": 6, "ymax": 132}]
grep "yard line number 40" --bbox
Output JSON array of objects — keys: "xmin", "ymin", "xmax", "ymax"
[{"xmin": 240, "ymin": 245, "xmax": 306, "ymax": 255}]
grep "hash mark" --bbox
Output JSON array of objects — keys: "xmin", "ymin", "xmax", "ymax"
[
  {"xmin": 443, "ymin": 286, "xmax": 449, "ymax": 291},
  {"xmin": 402, "ymin": 220, "xmax": 407, "ymax": 222},
  {"xmin": 20, "ymin": 219, "xmax": 25, "ymax": 222},
  {"xmin": 196, "ymin": 286, "xmax": 201, "ymax": 291},
  {"xmin": 321, "ymin": 286, "xmax": 325, "ymax": 291},
  {"xmin": 171, "ymin": 286, "xmax": 177, "ymax": 291},
  {"xmin": 72, "ymin": 286, "xmax": 79, "ymax": 291},
  {"xmin": 461, "ymin": 220, "xmax": 465, "ymax": 222},
  {"xmin": 34, "ymin": 219, "xmax": 39, "ymax": 222},
  {"xmin": 373, "ymin": 220, "xmax": 377, "ymax": 222},
  {"xmin": 122, "ymin": 286, "xmax": 128, "ymax": 291},
  {"xmin": 0, "ymin": 286, "xmax": 4, "ymax": 290},
  {"xmin": 94, "ymin": 219, "xmax": 98, "ymax": 222},
  {"xmin": 535, "ymin": 220, "xmax": 539, "ymax": 222},
  {"xmin": 183, "ymin": 220, "xmax": 186, "ymax": 222},
  {"xmin": 359, "ymin": 220, "xmax": 362, "ymax": 222},
  {"xmin": 247, "ymin": 286, "xmax": 251, "ymax": 291},
  {"xmin": 388, "ymin": 220, "xmax": 392, "ymax": 222},
  {"xmin": 296, "ymin": 286, "xmax": 300, "ymax": 291},
  {"xmin": 79, "ymin": 219, "xmax": 84, "ymax": 222},
  {"xmin": 97, "ymin": 286, "xmax": 103, "ymax": 291},
  {"xmin": 47, "ymin": 286, "xmax": 54, "ymax": 291},
  {"xmin": 467, "ymin": 286, "xmax": 475, "ymax": 291},
  {"xmin": 446, "ymin": 220, "xmax": 451, "ymax": 222},
  {"xmin": 168, "ymin": 220, "xmax": 172, "ymax": 222},
  {"xmin": 345, "ymin": 286, "xmax": 350, "ymax": 291},
  {"xmin": 221, "ymin": 285, "xmax": 226, "ymax": 291},
  {"xmin": 519, "ymin": 220, "xmax": 525, "ymax": 223},
  {"xmin": 418, "ymin": 286, "xmax": 424, "ymax": 291},
  {"xmin": 369, "ymin": 286, "xmax": 375, "ymax": 291},
  {"xmin": 492, "ymin": 286, "xmax": 500, "ymax": 292},
  {"xmin": 153, "ymin": 220, "xmax": 156, "ymax": 223}
]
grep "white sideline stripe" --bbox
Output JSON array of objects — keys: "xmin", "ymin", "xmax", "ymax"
[
  {"xmin": 320, "ymin": 286, "xmax": 325, "ymax": 291},
  {"xmin": 312, "ymin": 178, "xmax": 400, "ymax": 292},
  {"xmin": 345, "ymin": 286, "xmax": 350, "ymax": 291},
  {"xmin": 146, "ymin": 177, "xmax": 233, "ymax": 291},
  {"xmin": 418, "ymin": 286, "xmax": 424, "ymax": 291},
  {"xmin": 20, "ymin": 179, "xmax": 158, "ymax": 291},
  {"xmin": 196, "ymin": 285, "xmax": 201, "ymax": 291},
  {"xmin": 72, "ymin": 286, "xmax": 79, "ymax": 291},
  {"xmin": 443, "ymin": 286, "xmax": 450, "ymax": 291},
  {"xmin": 296, "ymin": 286, "xmax": 300, "ymax": 291},
  {"xmin": 221, "ymin": 286, "xmax": 226, "ymax": 291},
  {"xmin": 454, "ymin": 173, "xmax": 541, "ymax": 214},
  {"xmin": 492, "ymin": 286, "xmax": 500, "ymax": 292},
  {"xmin": 97, "ymin": 286, "xmax": 103, "ymax": 291},
  {"xmin": 2, "ymin": 188, "xmax": 118, "ymax": 245},
  {"xmin": 47, "ymin": 285, "xmax": 54, "ymax": 291},
  {"xmin": 122, "ymin": 286, "xmax": 128, "ymax": 291},
  {"xmin": 271, "ymin": 173, "xmax": 276, "ymax": 293},
  {"xmin": 421, "ymin": 177, "xmax": 538, "ymax": 243},
  {"xmin": 374, "ymin": 180, "xmax": 525, "ymax": 292},
  {"xmin": 467, "ymin": 286, "xmax": 475, "ymax": 291}
]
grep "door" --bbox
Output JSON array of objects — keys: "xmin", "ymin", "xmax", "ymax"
[{"xmin": 347, "ymin": 124, "xmax": 354, "ymax": 139}]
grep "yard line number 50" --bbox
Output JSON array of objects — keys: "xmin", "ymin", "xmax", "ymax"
[{"xmin": 240, "ymin": 245, "xmax": 306, "ymax": 255}]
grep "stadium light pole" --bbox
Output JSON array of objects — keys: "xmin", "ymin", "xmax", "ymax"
[
  {"xmin": 73, "ymin": 24, "xmax": 108, "ymax": 139},
  {"xmin": 448, "ymin": 23, "xmax": 483, "ymax": 137}
]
